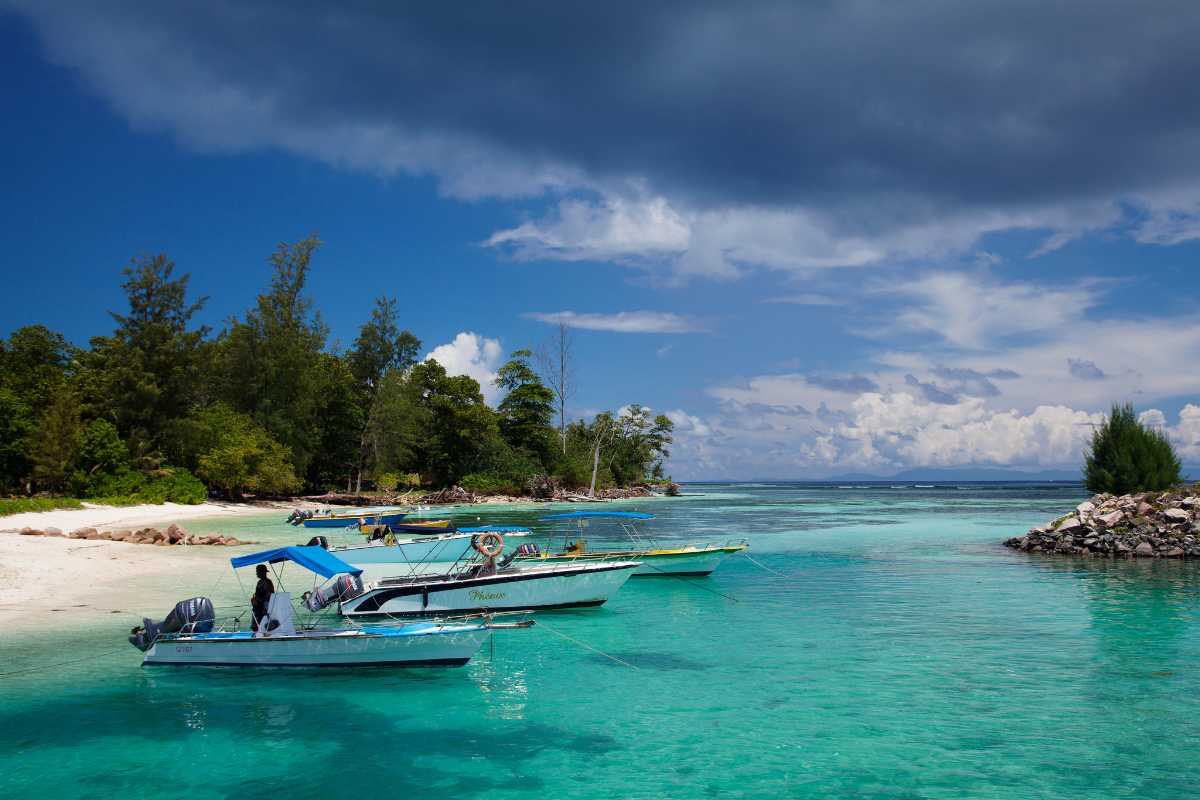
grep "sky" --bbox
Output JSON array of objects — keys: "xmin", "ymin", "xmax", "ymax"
[{"xmin": 3, "ymin": 1, "xmax": 1200, "ymax": 480}]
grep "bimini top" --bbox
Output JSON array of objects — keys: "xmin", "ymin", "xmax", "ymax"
[
  {"xmin": 230, "ymin": 546, "xmax": 363, "ymax": 579},
  {"xmin": 539, "ymin": 511, "xmax": 655, "ymax": 521},
  {"xmin": 459, "ymin": 525, "xmax": 532, "ymax": 533}
]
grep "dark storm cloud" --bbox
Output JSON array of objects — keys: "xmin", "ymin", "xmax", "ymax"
[{"xmin": 7, "ymin": 0, "xmax": 1200, "ymax": 215}]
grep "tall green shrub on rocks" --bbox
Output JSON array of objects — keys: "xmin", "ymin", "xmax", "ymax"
[{"xmin": 1083, "ymin": 403, "xmax": 1181, "ymax": 494}]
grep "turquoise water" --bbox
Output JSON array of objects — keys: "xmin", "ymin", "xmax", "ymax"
[{"xmin": 4, "ymin": 483, "xmax": 1200, "ymax": 798}]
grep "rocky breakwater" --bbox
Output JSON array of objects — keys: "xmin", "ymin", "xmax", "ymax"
[
  {"xmin": 1005, "ymin": 490, "xmax": 1200, "ymax": 558},
  {"xmin": 18, "ymin": 523, "xmax": 254, "ymax": 547}
]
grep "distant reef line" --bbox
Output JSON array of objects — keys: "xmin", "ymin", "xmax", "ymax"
[{"xmin": 1005, "ymin": 488, "xmax": 1200, "ymax": 558}]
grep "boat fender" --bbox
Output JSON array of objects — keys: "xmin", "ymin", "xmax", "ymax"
[{"xmin": 472, "ymin": 532, "xmax": 505, "ymax": 558}]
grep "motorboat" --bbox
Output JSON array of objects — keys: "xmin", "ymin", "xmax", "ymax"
[
  {"xmin": 286, "ymin": 506, "xmax": 408, "ymax": 528},
  {"xmin": 358, "ymin": 519, "xmax": 454, "ymax": 538},
  {"xmin": 127, "ymin": 545, "xmax": 530, "ymax": 667},
  {"xmin": 515, "ymin": 511, "xmax": 748, "ymax": 576},
  {"xmin": 336, "ymin": 530, "xmax": 640, "ymax": 618}
]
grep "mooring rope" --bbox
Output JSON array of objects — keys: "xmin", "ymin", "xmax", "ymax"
[
  {"xmin": 0, "ymin": 648, "xmax": 128, "ymax": 679},
  {"xmin": 639, "ymin": 561, "xmax": 740, "ymax": 602},
  {"xmin": 533, "ymin": 619, "xmax": 640, "ymax": 670},
  {"xmin": 740, "ymin": 552, "xmax": 792, "ymax": 579}
]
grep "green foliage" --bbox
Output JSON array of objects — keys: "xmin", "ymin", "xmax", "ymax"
[
  {"xmin": 0, "ymin": 238, "xmax": 674, "ymax": 501},
  {"xmin": 191, "ymin": 403, "xmax": 301, "ymax": 498},
  {"xmin": 460, "ymin": 472, "xmax": 525, "ymax": 496},
  {"xmin": 0, "ymin": 496, "xmax": 84, "ymax": 517},
  {"xmin": 495, "ymin": 349, "xmax": 556, "ymax": 466},
  {"xmin": 83, "ymin": 467, "xmax": 207, "ymax": 504},
  {"xmin": 408, "ymin": 360, "xmax": 501, "ymax": 485},
  {"xmin": 0, "ymin": 326, "xmax": 74, "ymax": 491},
  {"xmin": 27, "ymin": 391, "xmax": 82, "ymax": 493},
  {"xmin": 83, "ymin": 254, "xmax": 208, "ymax": 446},
  {"xmin": 1083, "ymin": 403, "xmax": 1182, "ymax": 494},
  {"xmin": 350, "ymin": 297, "xmax": 421, "ymax": 391},
  {"xmin": 217, "ymin": 236, "xmax": 327, "ymax": 476}
]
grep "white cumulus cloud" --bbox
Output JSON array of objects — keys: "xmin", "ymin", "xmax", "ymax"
[{"xmin": 424, "ymin": 332, "xmax": 504, "ymax": 405}]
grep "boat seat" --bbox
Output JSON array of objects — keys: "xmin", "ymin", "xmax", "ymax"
[{"xmin": 257, "ymin": 592, "xmax": 296, "ymax": 637}]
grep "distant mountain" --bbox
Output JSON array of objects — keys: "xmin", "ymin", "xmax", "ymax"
[{"xmin": 823, "ymin": 467, "xmax": 1083, "ymax": 482}]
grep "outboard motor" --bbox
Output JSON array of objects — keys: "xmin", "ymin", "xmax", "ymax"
[
  {"xmin": 301, "ymin": 574, "xmax": 365, "ymax": 612},
  {"xmin": 128, "ymin": 597, "xmax": 215, "ymax": 652},
  {"xmin": 304, "ymin": 535, "xmax": 329, "ymax": 549}
]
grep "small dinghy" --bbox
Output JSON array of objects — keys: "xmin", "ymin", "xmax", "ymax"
[
  {"xmin": 517, "ymin": 512, "xmax": 748, "ymax": 576},
  {"xmin": 127, "ymin": 545, "xmax": 530, "ymax": 667}
]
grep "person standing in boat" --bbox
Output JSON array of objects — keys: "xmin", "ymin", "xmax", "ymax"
[{"xmin": 251, "ymin": 564, "xmax": 275, "ymax": 631}]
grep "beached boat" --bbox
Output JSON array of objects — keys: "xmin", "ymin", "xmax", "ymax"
[
  {"xmin": 337, "ymin": 530, "xmax": 639, "ymax": 618},
  {"xmin": 516, "ymin": 511, "xmax": 748, "ymax": 576},
  {"xmin": 128, "ymin": 545, "xmax": 529, "ymax": 667},
  {"xmin": 287, "ymin": 506, "xmax": 408, "ymax": 528}
]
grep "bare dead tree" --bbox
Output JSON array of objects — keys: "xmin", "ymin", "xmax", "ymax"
[{"xmin": 536, "ymin": 322, "xmax": 575, "ymax": 454}]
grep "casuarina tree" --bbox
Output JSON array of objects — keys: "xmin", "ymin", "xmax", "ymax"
[{"xmin": 1083, "ymin": 403, "xmax": 1181, "ymax": 494}]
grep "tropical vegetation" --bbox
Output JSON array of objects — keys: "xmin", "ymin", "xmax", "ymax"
[
  {"xmin": 0, "ymin": 236, "xmax": 673, "ymax": 504},
  {"xmin": 1083, "ymin": 403, "xmax": 1182, "ymax": 494}
]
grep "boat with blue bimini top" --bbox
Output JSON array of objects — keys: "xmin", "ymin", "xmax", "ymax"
[
  {"xmin": 286, "ymin": 506, "xmax": 408, "ymax": 529},
  {"xmin": 328, "ymin": 526, "xmax": 532, "ymax": 580},
  {"xmin": 515, "ymin": 511, "xmax": 748, "ymax": 576},
  {"xmin": 127, "ymin": 545, "xmax": 532, "ymax": 667},
  {"xmin": 335, "ymin": 528, "xmax": 640, "ymax": 618}
]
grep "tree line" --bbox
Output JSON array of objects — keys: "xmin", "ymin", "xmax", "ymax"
[{"xmin": 0, "ymin": 236, "xmax": 673, "ymax": 502}]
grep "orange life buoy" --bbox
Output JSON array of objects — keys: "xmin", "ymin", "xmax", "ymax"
[{"xmin": 472, "ymin": 532, "xmax": 505, "ymax": 558}]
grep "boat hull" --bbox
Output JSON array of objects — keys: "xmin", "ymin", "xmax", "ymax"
[
  {"xmin": 303, "ymin": 511, "xmax": 407, "ymax": 528},
  {"xmin": 517, "ymin": 544, "xmax": 747, "ymax": 576},
  {"xmin": 142, "ymin": 624, "xmax": 487, "ymax": 667},
  {"xmin": 340, "ymin": 562, "xmax": 639, "ymax": 618}
]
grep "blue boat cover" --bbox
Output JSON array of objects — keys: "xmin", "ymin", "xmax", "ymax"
[
  {"xmin": 230, "ymin": 546, "xmax": 362, "ymax": 578},
  {"xmin": 538, "ymin": 511, "xmax": 655, "ymax": 521},
  {"xmin": 458, "ymin": 525, "xmax": 532, "ymax": 533}
]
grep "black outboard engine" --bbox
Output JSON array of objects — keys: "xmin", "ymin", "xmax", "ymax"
[
  {"xmin": 302, "ymin": 574, "xmax": 365, "ymax": 612},
  {"xmin": 128, "ymin": 597, "xmax": 215, "ymax": 651},
  {"xmin": 304, "ymin": 535, "xmax": 329, "ymax": 549}
]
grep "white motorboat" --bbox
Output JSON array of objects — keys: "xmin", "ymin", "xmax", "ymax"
[
  {"xmin": 128, "ymin": 546, "xmax": 531, "ymax": 667},
  {"xmin": 332, "ymin": 529, "xmax": 639, "ymax": 618}
]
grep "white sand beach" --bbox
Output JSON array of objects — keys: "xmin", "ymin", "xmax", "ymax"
[{"xmin": 0, "ymin": 500, "xmax": 294, "ymax": 535}]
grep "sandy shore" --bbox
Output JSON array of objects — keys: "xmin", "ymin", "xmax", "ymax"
[{"xmin": 0, "ymin": 500, "xmax": 305, "ymax": 535}]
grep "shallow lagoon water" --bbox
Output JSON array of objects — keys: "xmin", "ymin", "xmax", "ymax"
[{"xmin": 4, "ymin": 483, "xmax": 1200, "ymax": 798}]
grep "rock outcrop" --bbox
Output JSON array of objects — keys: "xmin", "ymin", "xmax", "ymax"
[
  {"xmin": 14, "ymin": 524, "xmax": 254, "ymax": 547},
  {"xmin": 1005, "ymin": 488, "xmax": 1200, "ymax": 558}
]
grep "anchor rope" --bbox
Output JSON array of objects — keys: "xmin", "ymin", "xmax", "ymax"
[
  {"xmin": 639, "ymin": 561, "xmax": 740, "ymax": 602},
  {"xmin": 0, "ymin": 648, "xmax": 128, "ymax": 679},
  {"xmin": 740, "ymin": 552, "xmax": 792, "ymax": 579},
  {"xmin": 532, "ymin": 619, "xmax": 640, "ymax": 670}
]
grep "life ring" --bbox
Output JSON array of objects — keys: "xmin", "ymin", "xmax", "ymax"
[{"xmin": 472, "ymin": 532, "xmax": 505, "ymax": 559}]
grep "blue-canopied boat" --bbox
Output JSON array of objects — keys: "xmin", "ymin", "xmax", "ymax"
[
  {"xmin": 516, "ymin": 511, "xmax": 748, "ymax": 576},
  {"xmin": 128, "ymin": 545, "xmax": 530, "ymax": 667}
]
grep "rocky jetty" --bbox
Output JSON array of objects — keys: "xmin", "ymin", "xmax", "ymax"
[
  {"xmin": 1004, "ymin": 488, "xmax": 1200, "ymax": 558},
  {"xmin": 17, "ymin": 523, "xmax": 254, "ymax": 547}
]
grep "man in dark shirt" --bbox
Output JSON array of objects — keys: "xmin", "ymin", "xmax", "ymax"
[{"xmin": 251, "ymin": 564, "xmax": 275, "ymax": 631}]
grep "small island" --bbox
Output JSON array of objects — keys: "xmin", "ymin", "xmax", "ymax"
[
  {"xmin": 1005, "ymin": 402, "xmax": 1197, "ymax": 558},
  {"xmin": 1005, "ymin": 488, "xmax": 1200, "ymax": 558}
]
